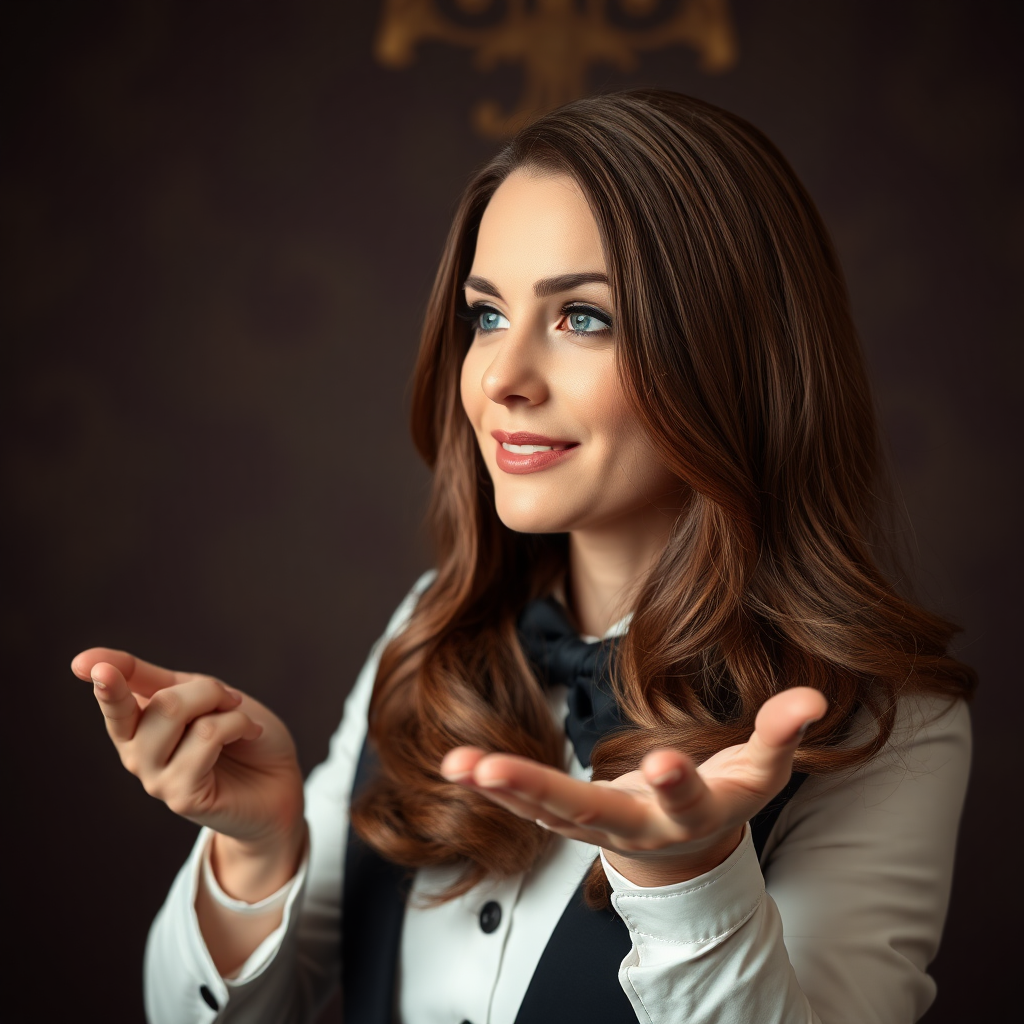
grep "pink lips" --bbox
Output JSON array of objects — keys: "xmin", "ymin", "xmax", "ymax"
[{"xmin": 490, "ymin": 430, "xmax": 580, "ymax": 475}]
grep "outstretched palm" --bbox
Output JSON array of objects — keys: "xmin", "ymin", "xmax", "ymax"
[{"xmin": 441, "ymin": 686, "xmax": 827, "ymax": 885}]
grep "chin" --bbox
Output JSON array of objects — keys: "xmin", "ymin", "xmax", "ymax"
[{"xmin": 492, "ymin": 490, "xmax": 578, "ymax": 535}]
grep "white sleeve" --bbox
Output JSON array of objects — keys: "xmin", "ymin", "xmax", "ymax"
[
  {"xmin": 602, "ymin": 694, "xmax": 972, "ymax": 1024},
  {"xmin": 143, "ymin": 571, "xmax": 436, "ymax": 1024}
]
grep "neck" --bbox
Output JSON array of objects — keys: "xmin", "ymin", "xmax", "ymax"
[{"xmin": 567, "ymin": 503, "xmax": 680, "ymax": 637}]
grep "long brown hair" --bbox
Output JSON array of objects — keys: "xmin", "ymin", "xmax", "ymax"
[{"xmin": 350, "ymin": 90, "xmax": 976, "ymax": 904}]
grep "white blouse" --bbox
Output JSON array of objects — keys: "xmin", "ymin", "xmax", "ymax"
[{"xmin": 143, "ymin": 572, "xmax": 972, "ymax": 1024}]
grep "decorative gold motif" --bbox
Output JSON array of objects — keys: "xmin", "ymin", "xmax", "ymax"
[{"xmin": 375, "ymin": 0, "xmax": 737, "ymax": 138}]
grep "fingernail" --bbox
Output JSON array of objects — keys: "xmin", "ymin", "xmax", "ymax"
[
  {"xmin": 796, "ymin": 719, "xmax": 817, "ymax": 741},
  {"xmin": 650, "ymin": 768, "xmax": 682, "ymax": 787},
  {"xmin": 535, "ymin": 818, "xmax": 552, "ymax": 830},
  {"xmin": 224, "ymin": 686, "xmax": 242, "ymax": 701},
  {"xmin": 477, "ymin": 777, "xmax": 512, "ymax": 790},
  {"xmin": 92, "ymin": 680, "xmax": 107, "ymax": 693},
  {"xmin": 442, "ymin": 769, "xmax": 472, "ymax": 783}
]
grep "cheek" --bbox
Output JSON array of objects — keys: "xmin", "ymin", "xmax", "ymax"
[
  {"xmin": 459, "ymin": 349, "xmax": 482, "ymax": 427},
  {"xmin": 567, "ymin": 356, "xmax": 632, "ymax": 436},
  {"xmin": 588, "ymin": 369, "xmax": 675, "ymax": 489}
]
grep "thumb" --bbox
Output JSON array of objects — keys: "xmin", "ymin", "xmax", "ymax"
[{"xmin": 746, "ymin": 687, "xmax": 827, "ymax": 774}]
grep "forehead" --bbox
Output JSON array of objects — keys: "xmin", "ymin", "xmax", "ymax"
[{"xmin": 471, "ymin": 170, "xmax": 607, "ymax": 280}]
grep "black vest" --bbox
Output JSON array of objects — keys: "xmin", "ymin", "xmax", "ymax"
[{"xmin": 340, "ymin": 737, "xmax": 805, "ymax": 1023}]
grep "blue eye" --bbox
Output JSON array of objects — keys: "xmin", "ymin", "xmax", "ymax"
[
  {"xmin": 567, "ymin": 312, "xmax": 608, "ymax": 333},
  {"xmin": 457, "ymin": 303, "xmax": 510, "ymax": 333},
  {"xmin": 563, "ymin": 306, "xmax": 612, "ymax": 335},
  {"xmin": 478, "ymin": 309, "xmax": 510, "ymax": 332}
]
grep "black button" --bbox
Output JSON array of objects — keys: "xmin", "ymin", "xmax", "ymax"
[
  {"xmin": 199, "ymin": 984, "xmax": 219, "ymax": 1010},
  {"xmin": 479, "ymin": 900, "xmax": 502, "ymax": 933}
]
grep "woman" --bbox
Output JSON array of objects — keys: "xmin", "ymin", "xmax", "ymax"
[{"xmin": 72, "ymin": 90, "xmax": 975, "ymax": 1023}]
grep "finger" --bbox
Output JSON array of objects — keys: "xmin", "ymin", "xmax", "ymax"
[
  {"xmin": 440, "ymin": 746, "xmax": 488, "ymax": 782},
  {"xmin": 132, "ymin": 677, "xmax": 243, "ymax": 774},
  {"xmin": 442, "ymin": 748, "xmax": 648, "ymax": 839},
  {"xmin": 746, "ymin": 686, "xmax": 828, "ymax": 775},
  {"xmin": 442, "ymin": 748, "xmax": 560, "ymax": 823},
  {"xmin": 156, "ymin": 710, "xmax": 264, "ymax": 814},
  {"xmin": 640, "ymin": 748, "xmax": 714, "ymax": 822},
  {"xmin": 71, "ymin": 647, "xmax": 192, "ymax": 698},
  {"xmin": 470, "ymin": 753, "xmax": 650, "ymax": 837},
  {"xmin": 90, "ymin": 662, "xmax": 144, "ymax": 742},
  {"xmin": 448, "ymin": 766, "xmax": 610, "ymax": 845}
]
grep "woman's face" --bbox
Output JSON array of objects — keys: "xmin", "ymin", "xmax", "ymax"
[{"xmin": 460, "ymin": 169, "xmax": 683, "ymax": 538}]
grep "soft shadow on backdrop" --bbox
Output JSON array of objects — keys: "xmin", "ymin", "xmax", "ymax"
[{"xmin": 3, "ymin": 1, "xmax": 1021, "ymax": 1021}]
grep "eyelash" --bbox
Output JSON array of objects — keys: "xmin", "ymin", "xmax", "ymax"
[{"xmin": 456, "ymin": 301, "xmax": 614, "ymax": 337}]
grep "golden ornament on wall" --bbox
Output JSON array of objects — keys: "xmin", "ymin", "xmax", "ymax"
[{"xmin": 374, "ymin": 0, "xmax": 738, "ymax": 138}]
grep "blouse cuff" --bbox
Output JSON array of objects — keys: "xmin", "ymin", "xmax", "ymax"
[
  {"xmin": 195, "ymin": 827, "xmax": 311, "ymax": 985},
  {"xmin": 602, "ymin": 824, "xmax": 766, "ymax": 954},
  {"xmin": 200, "ymin": 829, "xmax": 303, "ymax": 916}
]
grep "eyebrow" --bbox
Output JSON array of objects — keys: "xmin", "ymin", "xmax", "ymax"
[{"xmin": 463, "ymin": 272, "xmax": 609, "ymax": 299}]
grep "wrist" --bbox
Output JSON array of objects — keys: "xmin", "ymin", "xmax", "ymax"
[
  {"xmin": 210, "ymin": 819, "xmax": 308, "ymax": 903},
  {"xmin": 602, "ymin": 824, "xmax": 745, "ymax": 888}
]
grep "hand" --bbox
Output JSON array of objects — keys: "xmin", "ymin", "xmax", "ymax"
[
  {"xmin": 71, "ymin": 648, "xmax": 305, "ymax": 856},
  {"xmin": 441, "ymin": 686, "xmax": 827, "ymax": 886}
]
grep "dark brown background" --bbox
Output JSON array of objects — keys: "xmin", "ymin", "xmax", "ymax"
[{"xmin": 3, "ymin": 1, "xmax": 1021, "ymax": 1021}]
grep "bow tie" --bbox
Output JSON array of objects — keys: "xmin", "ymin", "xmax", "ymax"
[{"xmin": 517, "ymin": 596, "xmax": 625, "ymax": 768}]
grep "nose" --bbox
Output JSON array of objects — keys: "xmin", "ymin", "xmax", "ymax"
[{"xmin": 479, "ymin": 327, "xmax": 549, "ymax": 408}]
